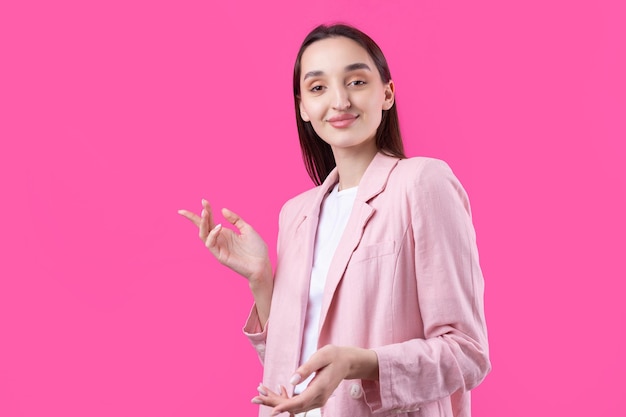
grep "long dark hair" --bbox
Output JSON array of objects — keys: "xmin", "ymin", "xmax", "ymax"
[{"xmin": 293, "ymin": 23, "xmax": 406, "ymax": 185}]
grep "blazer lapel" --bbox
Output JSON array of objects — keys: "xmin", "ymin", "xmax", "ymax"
[
  {"xmin": 318, "ymin": 153, "xmax": 400, "ymax": 335},
  {"xmin": 288, "ymin": 167, "xmax": 341, "ymax": 355}
]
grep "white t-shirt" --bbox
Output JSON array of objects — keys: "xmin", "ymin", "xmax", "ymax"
[{"xmin": 296, "ymin": 183, "xmax": 358, "ymax": 393}]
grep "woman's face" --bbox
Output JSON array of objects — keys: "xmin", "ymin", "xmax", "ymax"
[{"xmin": 298, "ymin": 36, "xmax": 394, "ymax": 155}]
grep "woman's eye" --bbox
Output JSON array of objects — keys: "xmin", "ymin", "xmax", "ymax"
[
  {"xmin": 310, "ymin": 85, "xmax": 324, "ymax": 92},
  {"xmin": 349, "ymin": 80, "xmax": 366, "ymax": 86}
]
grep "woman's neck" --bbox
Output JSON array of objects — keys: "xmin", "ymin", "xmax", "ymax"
[{"xmin": 332, "ymin": 144, "xmax": 378, "ymax": 191}]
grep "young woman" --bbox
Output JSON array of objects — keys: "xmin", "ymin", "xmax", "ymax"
[{"xmin": 179, "ymin": 24, "xmax": 490, "ymax": 417}]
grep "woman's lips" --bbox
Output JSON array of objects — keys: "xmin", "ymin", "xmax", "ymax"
[{"xmin": 327, "ymin": 114, "xmax": 358, "ymax": 128}]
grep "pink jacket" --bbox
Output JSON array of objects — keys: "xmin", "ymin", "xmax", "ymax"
[{"xmin": 244, "ymin": 153, "xmax": 490, "ymax": 417}]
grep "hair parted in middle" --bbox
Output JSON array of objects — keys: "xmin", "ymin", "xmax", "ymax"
[{"xmin": 293, "ymin": 23, "xmax": 406, "ymax": 185}]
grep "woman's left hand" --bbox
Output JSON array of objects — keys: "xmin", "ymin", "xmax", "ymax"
[
  {"xmin": 251, "ymin": 384, "xmax": 291, "ymax": 412},
  {"xmin": 252, "ymin": 345, "xmax": 378, "ymax": 416}
]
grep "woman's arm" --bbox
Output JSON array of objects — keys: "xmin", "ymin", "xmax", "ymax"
[
  {"xmin": 255, "ymin": 159, "xmax": 490, "ymax": 415},
  {"xmin": 178, "ymin": 199, "xmax": 274, "ymax": 328},
  {"xmin": 362, "ymin": 159, "xmax": 491, "ymax": 413}
]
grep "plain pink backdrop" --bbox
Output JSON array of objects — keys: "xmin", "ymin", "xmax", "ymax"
[{"xmin": 1, "ymin": 1, "xmax": 624, "ymax": 416}]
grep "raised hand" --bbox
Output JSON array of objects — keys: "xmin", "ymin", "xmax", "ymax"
[
  {"xmin": 178, "ymin": 199, "xmax": 274, "ymax": 326},
  {"xmin": 178, "ymin": 199, "xmax": 271, "ymax": 280}
]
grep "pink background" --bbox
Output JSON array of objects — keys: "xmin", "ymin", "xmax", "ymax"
[{"xmin": 1, "ymin": 0, "xmax": 625, "ymax": 416}]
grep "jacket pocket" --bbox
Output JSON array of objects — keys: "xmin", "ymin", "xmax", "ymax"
[{"xmin": 351, "ymin": 240, "xmax": 396, "ymax": 262}]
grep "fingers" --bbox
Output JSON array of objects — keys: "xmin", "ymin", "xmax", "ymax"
[
  {"xmin": 290, "ymin": 345, "xmax": 334, "ymax": 386},
  {"xmin": 197, "ymin": 200, "xmax": 217, "ymax": 242},
  {"xmin": 199, "ymin": 208, "xmax": 210, "ymax": 241},
  {"xmin": 252, "ymin": 381, "xmax": 324, "ymax": 416},
  {"xmin": 270, "ymin": 346, "xmax": 345, "ymax": 415},
  {"xmin": 177, "ymin": 209, "xmax": 201, "ymax": 227},
  {"xmin": 205, "ymin": 222, "xmax": 222, "ymax": 250},
  {"xmin": 179, "ymin": 200, "xmax": 251, "ymax": 250},
  {"xmin": 270, "ymin": 394, "xmax": 309, "ymax": 416},
  {"xmin": 202, "ymin": 199, "xmax": 216, "ymax": 230},
  {"xmin": 251, "ymin": 383, "xmax": 290, "ymax": 408},
  {"xmin": 271, "ymin": 375, "xmax": 334, "ymax": 416},
  {"xmin": 178, "ymin": 199, "xmax": 214, "ymax": 231},
  {"xmin": 222, "ymin": 207, "xmax": 251, "ymax": 233}
]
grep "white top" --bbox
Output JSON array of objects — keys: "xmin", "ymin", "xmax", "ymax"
[{"xmin": 296, "ymin": 183, "xmax": 358, "ymax": 393}]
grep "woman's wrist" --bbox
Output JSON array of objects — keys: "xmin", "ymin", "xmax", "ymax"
[
  {"xmin": 248, "ymin": 258, "xmax": 273, "ymax": 288},
  {"xmin": 345, "ymin": 346, "xmax": 379, "ymax": 381},
  {"xmin": 248, "ymin": 259, "xmax": 274, "ymax": 330}
]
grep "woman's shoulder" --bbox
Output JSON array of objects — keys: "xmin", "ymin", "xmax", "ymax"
[
  {"xmin": 278, "ymin": 184, "xmax": 321, "ymax": 221},
  {"xmin": 393, "ymin": 156, "xmax": 470, "ymax": 208},
  {"xmin": 396, "ymin": 155, "xmax": 450, "ymax": 170},
  {"xmin": 394, "ymin": 156, "xmax": 456, "ymax": 184}
]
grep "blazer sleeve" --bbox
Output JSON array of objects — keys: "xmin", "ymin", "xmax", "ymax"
[
  {"xmin": 241, "ymin": 199, "xmax": 290, "ymax": 364},
  {"xmin": 363, "ymin": 159, "xmax": 491, "ymax": 413}
]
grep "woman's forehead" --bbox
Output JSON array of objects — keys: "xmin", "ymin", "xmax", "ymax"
[{"xmin": 300, "ymin": 37, "xmax": 374, "ymax": 74}]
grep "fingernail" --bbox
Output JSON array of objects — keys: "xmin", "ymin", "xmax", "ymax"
[
  {"xmin": 289, "ymin": 373, "xmax": 301, "ymax": 385},
  {"xmin": 202, "ymin": 199, "xmax": 207, "ymax": 205},
  {"xmin": 251, "ymin": 398, "xmax": 263, "ymax": 404},
  {"xmin": 257, "ymin": 384, "xmax": 267, "ymax": 396},
  {"xmin": 213, "ymin": 223, "xmax": 222, "ymax": 231}
]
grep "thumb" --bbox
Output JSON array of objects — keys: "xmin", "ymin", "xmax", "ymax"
[
  {"xmin": 289, "ymin": 361, "xmax": 319, "ymax": 387},
  {"xmin": 290, "ymin": 345, "xmax": 337, "ymax": 386}
]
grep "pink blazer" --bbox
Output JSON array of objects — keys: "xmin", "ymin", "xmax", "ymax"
[{"xmin": 244, "ymin": 153, "xmax": 491, "ymax": 417}]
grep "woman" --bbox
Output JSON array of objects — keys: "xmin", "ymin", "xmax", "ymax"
[{"xmin": 179, "ymin": 24, "xmax": 490, "ymax": 417}]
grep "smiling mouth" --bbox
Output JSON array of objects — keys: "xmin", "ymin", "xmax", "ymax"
[{"xmin": 327, "ymin": 114, "xmax": 358, "ymax": 128}]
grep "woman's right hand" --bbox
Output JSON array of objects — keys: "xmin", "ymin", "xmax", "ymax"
[
  {"xmin": 179, "ymin": 199, "xmax": 274, "ymax": 328},
  {"xmin": 178, "ymin": 199, "xmax": 271, "ymax": 282}
]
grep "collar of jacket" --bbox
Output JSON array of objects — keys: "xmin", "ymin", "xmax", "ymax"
[
  {"xmin": 302, "ymin": 152, "xmax": 401, "ymax": 221},
  {"xmin": 296, "ymin": 152, "xmax": 401, "ymax": 335}
]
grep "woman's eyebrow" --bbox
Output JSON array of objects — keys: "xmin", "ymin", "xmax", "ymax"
[
  {"xmin": 303, "ymin": 63, "xmax": 372, "ymax": 81},
  {"xmin": 303, "ymin": 70, "xmax": 324, "ymax": 81},
  {"xmin": 344, "ymin": 62, "xmax": 371, "ymax": 72}
]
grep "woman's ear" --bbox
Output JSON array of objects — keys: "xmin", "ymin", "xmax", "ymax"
[
  {"xmin": 382, "ymin": 80, "xmax": 395, "ymax": 110},
  {"xmin": 299, "ymin": 100, "xmax": 310, "ymax": 122}
]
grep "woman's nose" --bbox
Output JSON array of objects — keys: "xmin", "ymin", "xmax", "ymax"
[{"xmin": 332, "ymin": 87, "xmax": 351, "ymax": 110}]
